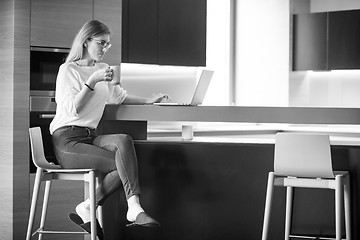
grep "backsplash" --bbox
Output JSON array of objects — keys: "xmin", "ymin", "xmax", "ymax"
[{"xmin": 290, "ymin": 70, "xmax": 360, "ymax": 107}]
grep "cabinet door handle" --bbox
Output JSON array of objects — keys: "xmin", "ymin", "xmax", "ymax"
[{"xmin": 39, "ymin": 114, "xmax": 55, "ymax": 119}]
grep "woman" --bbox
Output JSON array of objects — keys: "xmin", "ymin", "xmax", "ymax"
[{"xmin": 50, "ymin": 20, "xmax": 165, "ymax": 235}]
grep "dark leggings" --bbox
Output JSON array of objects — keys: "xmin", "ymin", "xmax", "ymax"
[{"xmin": 52, "ymin": 125, "xmax": 140, "ymax": 206}]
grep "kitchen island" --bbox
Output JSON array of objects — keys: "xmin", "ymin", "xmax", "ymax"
[{"xmin": 99, "ymin": 105, "xmax": 360, "ymax": 240}]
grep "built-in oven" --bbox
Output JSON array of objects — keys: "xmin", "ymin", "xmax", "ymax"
[
  {"xmin": 30, "ymin": 47, "xmax": 69, "ymax": 173},
  {"xmin": 30, "ymin": 46, "xmax": 69, "ymax": 91}
]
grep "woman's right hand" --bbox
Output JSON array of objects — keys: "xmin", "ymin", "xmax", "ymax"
[{"xmin": 88, "ymin": 68, "xmax": 113, "ymax": 86}]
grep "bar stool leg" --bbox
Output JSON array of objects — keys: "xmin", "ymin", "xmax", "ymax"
[
  {"xmin": 262, "ymin": 172, "xmax": 275, "ymax": 240},
  {"xmin": 96, "ymin": 176, "xmax": 103, "ymax": 227},
  {"xmin": 97, "ymin": 206, "xmax": 103, "ymax": 228},
  {"xmin": 38, "ymin": 180, "xmax": 52, "ymax": 240},
  {"xmin": 285, "ymin": 186, "xmax": 293, "ymax": 240},
  {"xmin": 344, "ymin": 175, "xmax": 351, "ymax": 240},
  {"xmin": 335, "ymin": 175, "xmax": 343, "ymax": 240},
  {"xmin": 89, "ymin": 171, "xmax": 97, "ymax": 240},
  {"xmin": 26, "ymin": 168, "xmax": 43, "ymax": 240}
]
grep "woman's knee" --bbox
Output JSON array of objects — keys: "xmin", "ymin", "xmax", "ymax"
[
  {"xmin": 113, "ymin": 134, "xmax": 134, "ymax": 148},
  {"xmin": 115, "ymin": 134, "xmax": 133, "ymax": 142}
]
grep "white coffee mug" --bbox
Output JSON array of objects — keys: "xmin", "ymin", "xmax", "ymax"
[
  {"xmin": 110, "ymin": 65, "xmax": 121, "ymax": 85},
  {"xmin": 182, "ymin": 125, "xmax": 193, "ymax": 140}
]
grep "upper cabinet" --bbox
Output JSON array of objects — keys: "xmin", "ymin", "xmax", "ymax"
[
  {"xmin": 292, "ymin": 12, "xmax": 327, "ymax": 71},
  {"xmin": 157, "ymin": 0, "xmax": 207, "ymax": 66},
  {"xmin": 293, "ymin": 10, "xmax": 360, "ymax": 71},
  {"xmin": 94, "ymin": 0, "xmax": 122, "ymax": 65},
  {"xmin": 121, "ymin": 0, "xmax": 158, "ymax": 64},
  {"xmin": 31, "ymin": 0, "xmax": 92, "ymax": 48},
  {"xmin": 328, "ymin": 10, "xmax": 360, "ymax": 70},
  {"xmin": 31, "ymin": 0, "xmax": 121, "ymax": 65},
  {"xmin": 122, "ymin": 0, "xmax": 207, "ymax": 66}
]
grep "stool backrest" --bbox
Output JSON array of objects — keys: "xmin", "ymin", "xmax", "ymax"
[
  {"xmin": 274, "ymin": 132, "xmax": 334, "ymax": 178},
  {"xmin": 29, "ymin": 127, "xmax": 61, "ymax": 170}
]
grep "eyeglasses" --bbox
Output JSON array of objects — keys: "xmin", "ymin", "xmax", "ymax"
[{"xmin": 91, "ymin": 38, "xmax": 112, "ymax": 51}]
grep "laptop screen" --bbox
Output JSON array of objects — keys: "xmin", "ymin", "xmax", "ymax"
[{"xmin": 121, "ymin": 63, "xmax": 199, "ymax": 103}]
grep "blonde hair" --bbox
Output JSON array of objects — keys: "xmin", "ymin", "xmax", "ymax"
[{"xmin": 66, "ymin": 20, "xmax": 111, "ymax": 63}]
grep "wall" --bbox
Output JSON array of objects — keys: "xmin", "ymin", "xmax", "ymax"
[
  {"xmin": 235, "ymin": 0, "xmax": 360, "ymax": 108},
  {"xmin": 234, "ymin": 0, "xmax": 290, "ymax": 107},
  {"xmin": 290, "ymin": 71, "xmax": 360, "ymax": 107},
  {"xmin": 0, "ymin": 0, "xmax": 30, "ymax": 239},
  {"xmin": 290, "ymin": 0, "xmax": 360, "ymax": 107},
  {"xmin": 204, "ymin": 0, "xmax": 231, "ymax": 106}
]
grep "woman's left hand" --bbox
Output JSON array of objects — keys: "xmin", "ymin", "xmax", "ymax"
[{"xmin": 146, "ymin": 93, "xmax": 170, "ymax": 104}]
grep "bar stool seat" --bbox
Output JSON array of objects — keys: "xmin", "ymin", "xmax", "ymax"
[
  {"xmin": 26, "ymin": 127, "xmax": 103, "ymax": 240},
  {"xmin": 261, "ymin": 133, "xmax": 351, "ymax": 240}
]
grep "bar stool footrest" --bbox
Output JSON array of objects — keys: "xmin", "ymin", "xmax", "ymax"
[
  {"xmin": 289, "ymin": 234, "xmax": 345, "ymax": 240},
  {"xmin": 33, "ymin": 229, "xmax": 88, "ymax": 235}
]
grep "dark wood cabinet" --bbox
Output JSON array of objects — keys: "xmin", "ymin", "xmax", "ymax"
[
  {"xmin": 293, "ymin": 9, "xmax": 360, "ymax": 71},
  {"xmin": 31, "ymin": 0, "xmax": 122, "ymax": 64},
  {"xmin": 122, "ymin": 0, "xmax": 207, "ymax": 66},
  {"xmin": 94, "ymin": 0, "xmax": 122, "ymax": 65},
  {"xmin": 122, "ymin": 0, "xmax": 158, "ymax": 64},
  {"xmin": 31, "ymin": 0, "xmax": 92, "ymax": 48},
  {"xmin": 157, "ymin": 0, "xmax": 207, "ymax": 66},
  {"xmin": 328, "ymin": 10, "xmax": 360, "ymax": 69},
  {"xmin": 293, "ymin": 12, "xmax": 327, "ymax": 71}
]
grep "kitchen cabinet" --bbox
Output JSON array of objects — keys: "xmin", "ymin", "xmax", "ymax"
[
  {"xmin": 292, "ymin": 12, "xmax": 327, "ymax": 71},
  {"xmin": 31, "ymin": 0, "xmax": 121, "ymax": 64},
  {"xmin": 94, "ymin": 0, "xmax": 122, "ymax": 65},
  {"xmin": 31, "ymin": 0, "xmax": 92, "ymax": 48},
  {"xmin": 293, "ymin": 9, "xmax": 360, "ymax": 71},
  {"xmin": 122, "ymin": 0, "xmax": 207, "ymax": 66},
  {"xmin": 328, "ymin": 10, "xmax": 360, "ymax": 69},
  {"xmin": 122, "ymin": 0, "xmax": 158, "ymax": 64},
  {"xmin": 158, "ymin": 0, "xmax": 207, "ymax": 66}
]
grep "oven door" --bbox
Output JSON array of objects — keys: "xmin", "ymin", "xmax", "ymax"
[{"xmin": 30, "ymin": 47, "xmax": 68, "ymax": 92}]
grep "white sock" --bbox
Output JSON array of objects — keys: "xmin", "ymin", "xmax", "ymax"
[
  {"xmin": 126, "ymin": 195, "xmax": 144, "ymax": 222},
  {"xmin": 83, "ymin": 198, "xmax": 91, "ymax": 209},
  {"xmin": 126, "ymin": 203, "xmax": 144, "ymax": 222},
  {"xmin": 75, "ymin": 199, "xmax": 91, "ymax": 223}
]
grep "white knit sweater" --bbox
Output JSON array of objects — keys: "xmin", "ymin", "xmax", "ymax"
[{"xmin": 50, "ymin": 62, "xmax": 127, "ymax": 134}]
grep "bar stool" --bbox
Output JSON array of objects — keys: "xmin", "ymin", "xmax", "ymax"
[
  {"xmin": 262, "ymin": 133, "xmax": 351, "ymax": 240},
  {"xmin": 26, "ymin": 127, "xmax": 103, "ymax": 240}
]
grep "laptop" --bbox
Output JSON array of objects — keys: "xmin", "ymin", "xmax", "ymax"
[
  {"xmin": 121, "ymin": 64, "xmax": 199, "ymax": 104},
  {"xmin": 155, "ymin": 69, "xmax": 214, "ymax": 106}
]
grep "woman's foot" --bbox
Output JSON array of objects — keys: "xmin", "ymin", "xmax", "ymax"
[
  {"xmin": 126, "ymin": 202, "xmax": 144, "ymax": 222},
  {"xmin": 75, "ymin": 199, "xmax": 91, "ymax": 223},
  {"xmin": 69, "ymin": 213, "xmax": 105, "ymax": 240},
  {"xmin": 126, "ymin": 212, "xmax": 161, "ymax": 227},
  {"xmin": 126, "ymin": 195, "xmax": 160, "ymax": 227}
]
